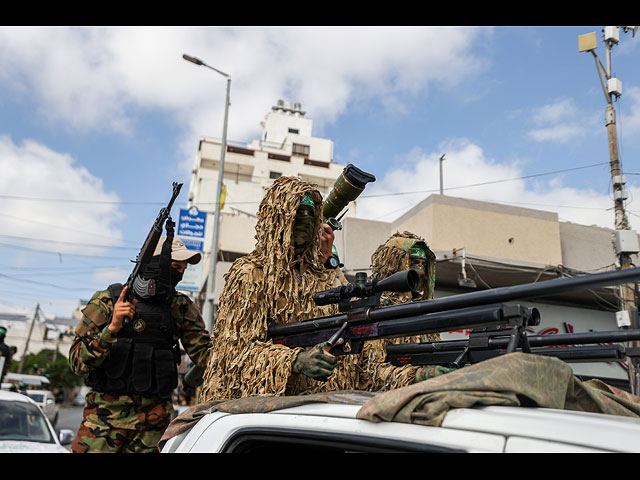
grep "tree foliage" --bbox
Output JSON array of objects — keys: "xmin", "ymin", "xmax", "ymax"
[{"xmin": 10, "ymin": 349, "xmax": 83, "ymax": 392}]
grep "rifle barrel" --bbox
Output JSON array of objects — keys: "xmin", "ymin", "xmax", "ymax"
[
  {"xmin": 270, "ymin": 303, "xmax": 529, "ymax": 348},
  {"xmin": 386, "ymin": 329, "xmax": 640, "ymax": 355},
  {"xmin": 370, "ymin": 267, "xmax": 640, "ymax": 322},
  {"xmin": 269, "ymin": 267, "xmax": 640, "ymax": 338},
  {"xmin": 387, "ymin": 344, "xmax": 628, "ymax": 366}
]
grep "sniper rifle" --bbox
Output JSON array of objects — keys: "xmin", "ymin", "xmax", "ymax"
[
  {"xmin": 386, "ymin": 327, "xmax": 640, "ymax": 368},
  {"xmin": 268, "ymin": 266, "xmax": 640, "ymax": 360}
]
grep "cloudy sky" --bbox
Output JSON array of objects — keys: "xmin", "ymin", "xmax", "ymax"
[{"xmin": 1, "ymin": 26, "xmax": 639, "ymax": 318}]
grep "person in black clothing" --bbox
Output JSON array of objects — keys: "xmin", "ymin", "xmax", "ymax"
[{"xmin": 0, "ymin": 326, "xmax": 14, "ymax": 382}]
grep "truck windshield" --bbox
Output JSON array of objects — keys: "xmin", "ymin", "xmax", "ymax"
[{"xmin": 0, "ymin": 400, "xmax": 54, "ymax": 443}]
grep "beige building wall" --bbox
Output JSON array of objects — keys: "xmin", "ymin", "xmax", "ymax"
[
  {"xmin": 392, "ymin": 195, "xmax": 563, "ymax": 268},
  {"xmin": 559, "ymin": 221, "xmax": 620, "ymax": 272}
]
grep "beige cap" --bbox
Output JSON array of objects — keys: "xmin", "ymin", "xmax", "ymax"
[{"xmin": 153, "ymin": 236, "xmax": 202, "ymax": 264}]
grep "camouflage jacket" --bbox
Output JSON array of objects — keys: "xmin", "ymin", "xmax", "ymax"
[{"xmin": 69, "ymin": 288, "xmax": 212, "ymax": 429}]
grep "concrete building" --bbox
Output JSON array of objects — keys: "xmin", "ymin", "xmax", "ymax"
[
  {"xmin": 182, "ymin": 100, "xmax": 639, "ymax": 390},
  {"xmin": 183, "ymin": 99, "xmax": 361, "ymax": 303},
  {"xmin": 334, "ymin": 194, "xmax": 639, "ymax": 389},
  {"xmin": 0, "ymin": 311, "xmax": 75, "ymax": 370}
]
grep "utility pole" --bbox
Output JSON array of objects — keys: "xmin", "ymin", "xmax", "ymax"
[
  {"xmin": 18, "ymin": 304, "xmax": 39, "ymax": 373},
  {"xmin": 579, "ymin": 26, "xmax": 639, "ymax": 394}
]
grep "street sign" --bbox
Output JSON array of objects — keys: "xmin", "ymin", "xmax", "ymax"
[
  {"xmin": 177, "ymin": 206, "xmax": 206, "ymax": 251},
  {"xmin": 176, "ymin": 206, "xmax": 206, "ymax": 292}
]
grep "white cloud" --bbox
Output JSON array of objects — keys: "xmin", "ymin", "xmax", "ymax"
[
  {"xmin": 356, "ymin": 138, "xmax": 621, "ymax": 230},
  {"xmin": 0, "ymin": 136, "xmax": 124, "ymax": 260},
  {"xmin": 91, "ymin": 267, "xmax": 129, "ymax": 286},
  {"xmin": 0, "ymin": 26, "xmax": 491, "ymax": 161},
  {"xmin": 525, "ymin": 98, "xmax": 590, "ymax": 143}
]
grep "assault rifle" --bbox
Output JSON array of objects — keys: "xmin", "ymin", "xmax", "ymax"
[
  {"xmin": 122, "ymin": 182, "xmax": 183, "ymax": 325},
  {"xmin": 268, "ymin": 267, "xmax": 640, "ymax": 362}
]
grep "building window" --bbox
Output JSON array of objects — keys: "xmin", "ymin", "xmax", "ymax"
[
  {"xmin": 292, "ymin": 143, "xmax": 310, "ymax": 157},
  {"xmin": 288, "ymin": 128, "xmax": 299, "ymax": 134},
  {"xmin": 269, "ymin": 171, "xmax": 282, "ymax": 179}
]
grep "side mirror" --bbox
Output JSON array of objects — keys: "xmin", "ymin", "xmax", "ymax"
[{"xmin": 58, "ymin": 429, "xmax": 74, "ymax": 445}]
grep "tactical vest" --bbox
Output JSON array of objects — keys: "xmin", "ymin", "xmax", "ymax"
[{"xmin": 84, "ymin": 283, "xmax": 180, "ymax": 399}]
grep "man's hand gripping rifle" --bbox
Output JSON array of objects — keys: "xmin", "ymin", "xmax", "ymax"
[
  {"xmin": 268, "ymin": 267, "xmax": 640, "ymax": 369},
  {"xmin": 121, "ymin": 182, "xmax": 183, "ymax": 326}
]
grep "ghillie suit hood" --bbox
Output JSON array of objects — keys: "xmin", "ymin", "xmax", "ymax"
[
  {"xmin": 352, "ymin": 231, "xmax": 441, "ymax": 391},
  {"xmin": 200, "ymin": 177, "xmax": 338, "ymax": 400},
  {"xmin": 370, "ymin": 231, "xmax": 437, "ymax": 305}
]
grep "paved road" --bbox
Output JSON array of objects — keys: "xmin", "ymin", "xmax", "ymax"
[{"xmin": 56, "ymin": 405, "xmax": 83, "ymax": 450}]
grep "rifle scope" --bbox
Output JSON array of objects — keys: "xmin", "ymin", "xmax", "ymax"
[{"xmin": 313, "ymin": 270, "xmax": 420, "ymax": 306}]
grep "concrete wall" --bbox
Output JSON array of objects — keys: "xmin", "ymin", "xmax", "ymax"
[
  {"xmin": 337, "ymin": 217, "xmax": 393, "ymax": 273},
  {"xmin": 559, "ymin": 221, "xmax": 620, "ymax": 272},
  {"xmin": 393, "ymin": 195, "xmax": 563, "ymax": 267}
]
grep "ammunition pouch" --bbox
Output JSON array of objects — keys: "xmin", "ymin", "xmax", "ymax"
[{"xmin": 84, "ymin": 285, "xmax": 179, "ymax": 398}]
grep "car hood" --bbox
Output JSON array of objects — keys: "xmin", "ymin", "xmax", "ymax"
[{"xmin": 0, "ymin": 440, "xmax": 69, "ymax": 453}]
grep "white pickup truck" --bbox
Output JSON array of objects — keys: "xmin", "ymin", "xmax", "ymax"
[{"xmin": 160, "ymin": 391, "xmax": 640, "ymax": 453}]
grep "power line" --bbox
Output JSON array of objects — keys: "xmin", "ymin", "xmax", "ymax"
[
  {"xmin": 0, "ymin": 161, "xmax": 612, "ymax": 205},
  {"xmin": 0, "ymin": 234, "xmax": 136, "ymax": 250},
  {"xmin": 0, "ymin": 273, "xmax": 93, "ymax": 291},
  {"xmin": 360, "ymin": 162, "xmax": 610, "ymax": 199},
  {"xmin": 0, "ymin": 241, "xmax": 132, "ymax": 260}
]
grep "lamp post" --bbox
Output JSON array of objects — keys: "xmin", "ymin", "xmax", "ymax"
[
  {"xmin": 183, "ymin": 53, "xmax": 231, "ymax": 333},
  {"xmin": 579, "ymin": 27, "xmax": 639, "ymax": 393}
]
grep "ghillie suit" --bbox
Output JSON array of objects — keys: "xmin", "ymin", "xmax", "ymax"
[
  {"xmin": 200, "ymin": 180, "xmax": 442, "ymax": 401},
  {"xmin": 200, "ymin": 177, "xmax": 337, "ymax": 400},
  {"xmin": 357, "ymin": 231, "xmax": 445, "ymax": 391}
]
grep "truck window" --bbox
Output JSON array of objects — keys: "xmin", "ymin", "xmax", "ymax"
[{"xmin": 220, "ymin": 428, "xmax": 465, "ymax": 453}]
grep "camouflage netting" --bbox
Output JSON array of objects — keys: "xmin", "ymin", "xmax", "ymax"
[
  {"xmin": 200, "ymin": 177, "xmax": 336, "ymax": 401},
  {"xmin": 200, "ymin": 181, "xmax": 443, "ymax": 401},
  {"xmin": 356, "ymin": 352, "xmax": 640, "ymax": 426}
]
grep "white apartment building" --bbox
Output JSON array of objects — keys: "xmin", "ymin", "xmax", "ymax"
[{"xmin": 183, "ymin": 100, "xmax": 359, "ymax": 301}]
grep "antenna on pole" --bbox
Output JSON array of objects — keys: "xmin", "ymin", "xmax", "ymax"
[{"xmin": 439, "ymin": 154, "xmax": 446, "ymax": 195}]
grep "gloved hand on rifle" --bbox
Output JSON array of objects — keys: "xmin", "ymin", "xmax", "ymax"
[
  {"xmin": 414, "ymin": 365, "xmax": 457, "ymax": 383},
  {"xmin": 292, "ymin": 339, "xmax": 343, "ymax": 379}
]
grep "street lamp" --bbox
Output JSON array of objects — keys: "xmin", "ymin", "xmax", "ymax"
[{"xmin": 183, "ymin": 53, "xmax": 231, "ymax": 333}]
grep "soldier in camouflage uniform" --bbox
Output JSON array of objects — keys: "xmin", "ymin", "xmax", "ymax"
[
  {"xmin": 199, "ymin": 178, "xmax": 451, "ymax": 402},
  {"xmin": 369, "ymin": 231, "xmax": 455, "ymax": 382},
  {"xmin": 69, "ymin": 237, "xmax": 212, "ymax": 453}
]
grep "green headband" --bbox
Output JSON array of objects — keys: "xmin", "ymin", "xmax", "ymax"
[
  {"xmin": 300, "ymin": 193, "xmax": 315, "ymax": 208},
  {"xmin": 0, "ymin": 327, "xmax": 6, "ymax": 335},
  {"xmin": 409, "ymin": 245, "xmax": 427, "ymax": 259}
]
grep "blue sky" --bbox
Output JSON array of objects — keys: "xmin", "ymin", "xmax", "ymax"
[{"xmin": 0, "ymin": 26, "xmax": 639, "ymax": 318}]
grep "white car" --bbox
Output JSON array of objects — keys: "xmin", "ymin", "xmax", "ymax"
[
  {"xmin": 25, "ymin": 390, "xmax": 59, "ymax": 427},
  {"xmin": 0, "ymin": 390, "xmax": 73, "ymax": 453},
  {"xmin": 161, "ymin": 391, "xmax": 640, "ymax": 453}
]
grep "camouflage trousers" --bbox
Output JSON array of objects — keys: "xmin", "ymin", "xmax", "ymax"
[{"xmin": 71, "ymin": 390, "xmax": 173, "ymax": 454}]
